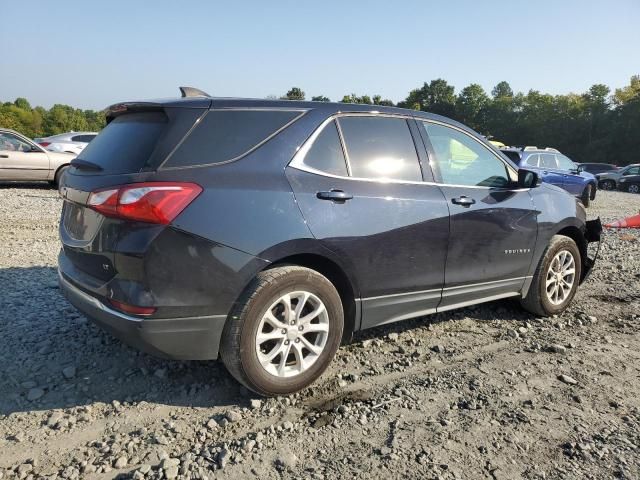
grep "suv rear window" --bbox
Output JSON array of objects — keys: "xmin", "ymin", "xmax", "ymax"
[
  {"xmin": 165, "ymin": 110, "xmax": 302, "ymax": 168},
  {"xmin": 77, "ymin": 112, "xmax": 167, "ymax": 174}
]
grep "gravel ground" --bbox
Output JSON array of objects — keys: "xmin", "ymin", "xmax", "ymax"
[{"xmin": 0, "ymin": 183, "xmax": 639, "ymax": 480}]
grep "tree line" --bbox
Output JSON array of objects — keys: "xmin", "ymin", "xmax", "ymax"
[
  {"xmin": 283, "ymin": 77, "xmax": 640, "ymax": 166},
  {"xmin": 2, "ymin": 76, "xmax": 638, "ymax": 165}
]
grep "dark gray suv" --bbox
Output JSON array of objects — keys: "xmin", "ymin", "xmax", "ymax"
[{"xmin": 58, "ymin": 88, "xmax": 601, "ymax": 395}]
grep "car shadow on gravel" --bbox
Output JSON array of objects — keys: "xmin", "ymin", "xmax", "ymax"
[{"xmin": 0, "ymin": 266, "xmax": 250, "ymax": 416}]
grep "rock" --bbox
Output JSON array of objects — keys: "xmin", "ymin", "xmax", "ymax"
[
  {"xmin": 518, "ymin": 326, "xmax": 528, "ymax": 335},
  {"xmin": 275, "ymin": 450, "xmax": 298, "ymax": 470},
  {"xmin": 154, "ymin": 368, "xmax": 167, "ymax": 379},
  {"xmin": 206, "ymin": 418, "xmax": 218, "ymax": 430},
  {"xmin": 388, "ymin": 333, "xmax": 399, "ymax": 341},
  {"xmin": 62, "ymin": 366, "xmax": 76, "ymax": 379},
  {"xmin": 250, "ymin": 399, "xmax": 262, "ymax": 410},
  {"xmin": 226, "ymin": 410, "xmax": 242, "ymax": 422},
  {"xmin": 548, "ymin": 344, "xmax": 567, "ymax": 354},
  {"xmin": 558, "ymin": 374, "xmax": 578, "ymax": 385},
  {"xmin": 47, "ymin": 412, "xmax": 64, "ymax": 427},
  {"xmin": 17, "ymin": 464, "xmax": 33, "ymax": 477},
  {"xmin": 138, "ymin": 465, "xmax": 151, "ymax": 474},
  {"xmin": 218, "ymin": 448, "xmax": 230, "ymax": 468},
  {"xmin": 507, "ymin": 329, "xmax": 520, "ymax": 339},
  {"xmin": 160, "ymin": 458, "xmax": 180, "ymax": 469},
  {"xmin": 114, "ymin": 456, "xmax": 128, "ymax": 469},
  {"xmin": 165, "ymin": 466, "xmax": 179, "ymax": 479},
  {"xmin": 27, "ymin": 388, "xmax": 44, "ymax": 401},
  {"xmin": 380, "ymin": 446, "xmax": 392, "ymax": 455},
  {"xmin": 431, "ymin": 345, "xmax": 445, "ymax": 353},
  {"xmin": 243, "ymin": 439, "xmax": 256, "ymax": 451},
  {"xmin": 283, "ymin": 421, "xmax": 294, "ymax": 430}
]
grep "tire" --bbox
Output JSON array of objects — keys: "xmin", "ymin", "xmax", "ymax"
[
  {"xmin": 580, "ymin": 184, "xmax": 591, "ymax": 207},
  {"xmin": 628, "ymin": 183, "xmax": 640, "ymax": 194},
  {"xmin": 520, "ymin": 235, "xmax": 582, "ymax": 317},
  {"xmin": 54, "ymin": 165, "xmax": 69, "ymax": 188},
  {"xmin": 600, "ymin": 180, "xmax": 615, "ymax": 191},
  {"xmin": 590, "ymin": 184, "xmax": 597, "ymax": 201},
  {"xmin": 220, "ymin": 266, "xmax": 344, "ymax": 396}
]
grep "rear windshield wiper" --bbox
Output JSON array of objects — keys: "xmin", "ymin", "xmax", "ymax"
[{"xmin": 70, "ymin": 158, "xmax": 103, "ymax": 171}]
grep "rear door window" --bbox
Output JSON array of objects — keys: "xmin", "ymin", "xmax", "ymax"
[
  {"xmin": 338, "ymin": 116, "xmax": 422, "ymax": 182},
  {"xmin": 539, "ymin": 153, "xmax": 558, "ymax": 169},
  {"xmin": 525, "ymin": 154, "xmax": 539, "ymax": 167},
  {"xmin": 77, "ymin": 112, "xmax": 167, "ymax": 174},
  {"xmin": 302, "ymin": 121, "xmax": 348, "ymax": 176},
  {"xmin": 165, "ymin": 110, "xmax": 303, "ymax": 168},
  {"xmin": 72, "ymin": 134, "xmax": 96, "ymax": 143}
]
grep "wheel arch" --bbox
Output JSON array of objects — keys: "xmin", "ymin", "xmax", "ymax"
[
  {"xmin": 265, "ymin": 253, "xmax": 359, "ymax": 344},
  {"xmin": 555, "ymin": 225, "xmax": 588, "ymax": 281},
  {"xmin": 53, "ymin": 163, "xmax": 71, "ymax": 184}
]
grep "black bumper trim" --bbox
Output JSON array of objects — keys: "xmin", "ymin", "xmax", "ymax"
[{"xmin": 58, "ymin": 270, "xmax": 227, "ymax": 360}]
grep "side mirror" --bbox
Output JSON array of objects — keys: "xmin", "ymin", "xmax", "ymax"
[
  {"xmin": 518, "ymin": 169, "xmax": 540, "ymax": 188},
  {"xmin": 576, "ymin": 165, "xmax": 586, "ymax": 173},
  {"xmin": 30, "ymin": 145, "xmax": 42, "ymax": 152}
]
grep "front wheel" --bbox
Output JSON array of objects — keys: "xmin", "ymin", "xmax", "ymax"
[
  {"xmin": 220, "ymin": 266, "xmax": 344, "ymax": 396},
  {"xmin": 628, "ymin": 183, "xmax": 640, "ymax": 194},
  {"xmin": 521, "ymin": 235, "xmax": 582, "ymax": 317}
]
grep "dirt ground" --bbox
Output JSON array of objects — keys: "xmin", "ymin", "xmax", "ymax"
[{"xmin": 0, "ymin": 184, "xmax": 639, "ymax": 480}]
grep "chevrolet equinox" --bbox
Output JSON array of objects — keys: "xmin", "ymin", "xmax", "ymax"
[{"xmin": 58, "ymin": 87, "xmax": 601, "ymax": 396}]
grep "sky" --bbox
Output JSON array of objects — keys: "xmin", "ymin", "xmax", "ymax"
[{"xmin": 2, "ymin": 0, "xmax": 639, "ymax": 110}]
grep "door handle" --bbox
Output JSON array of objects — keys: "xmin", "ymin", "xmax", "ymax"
[
  {"xmin": 0, "ymin": 154, "xmax": 8, "ymax": 158},
  {"xmin": 317, "ymin": 190, "xmax": 353, "ymax": 202},
  {"xmin": 451, "ymin": 196, "xmax": 476, "ymax": 207}
]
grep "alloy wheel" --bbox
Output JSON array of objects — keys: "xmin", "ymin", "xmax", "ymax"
[
  {"xmin": 255, "ymin": 291, "xmax": 330, "ymax": 377},
  {"xmin": 545, "ymin": 250, "xmax": 576, "ymax": 306},
  {"xmin": 629, "ymin": 184, "xmax": 640, "ymax": 194}
]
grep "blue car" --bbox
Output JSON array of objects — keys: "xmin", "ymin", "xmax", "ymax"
[{"xmin": 501, "ymin": 147, "xmax": 598, "ymax": 206}]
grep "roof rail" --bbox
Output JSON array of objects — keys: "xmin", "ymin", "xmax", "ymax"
[
  {"xmin": 544, "ymin": 147, "xmax": 560, "ymax": 153},
  {"xmin": 523, "ymin": 146, "xmax": 538, "ymax": 151},
  {"xmin": 179, "ymin": 86, "xmax": 211, "ymax": 98}
]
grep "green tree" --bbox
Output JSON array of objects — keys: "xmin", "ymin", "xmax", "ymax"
[
  {"xmin": 455, "ymin": 84, "xmax": 489, "ymax": 130},
  {"xmin": 282, "ymin": 87, "xmax": 305, "ymax": 101},
  {"xmin": 491, "ymin": 81, "xmax": 514, "ymax": 99}
]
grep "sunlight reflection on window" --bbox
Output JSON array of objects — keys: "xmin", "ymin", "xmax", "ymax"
[{"xmin": 367, "ymin": 157, "xmax": 405, "ymax": 177}]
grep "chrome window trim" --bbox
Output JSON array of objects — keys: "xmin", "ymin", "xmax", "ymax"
[{"xmin": 289, "ymin": 113, "xmax": 527, "ymax": 191}]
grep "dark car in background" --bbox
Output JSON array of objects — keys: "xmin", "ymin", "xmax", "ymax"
[
  {"xmin": 57, "ymin": 88, "xmax": 601, "ymax": 395},
  {"xmin": 617, "ymin": 170, "xmax": 640, "ymax": 193},
  {"xmin": 500, "ymin": 147, "xmax": 598, "ymax": 206},
  {"xmin": 578, "ymin": 163, "xmax": 618, "ymax": 175},
  {"xmin": 597, "ymin": 164, "xmax": 640, "ymax": 191}
]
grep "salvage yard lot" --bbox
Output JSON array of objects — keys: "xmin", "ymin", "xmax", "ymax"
[{"xmin": 0, "ymin": 185, "xmax": 639, "ymax": 480}]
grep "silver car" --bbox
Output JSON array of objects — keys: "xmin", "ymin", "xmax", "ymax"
[
  {"xmin": 34, "ymin": 131, "xmax": 97, "ymax": 155},
  {"xmin": 597, "ymin": 164, "xmax": 640, "ymax": 190},
  {"xmin": 0, "ymin": 128, "xmax": 75, "ymax": 186}
]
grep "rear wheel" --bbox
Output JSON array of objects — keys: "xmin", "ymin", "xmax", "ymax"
[
  {"xmin": 521, "ymin": 235, "xmax": 582, "ymax": 317},
  {"xmin": 580, "ymin": 185, "xmax": 591, "ymax": 207},
  {"xmin": 599, "ymin": 180, "xmax": 615, "ymax": 190},
  {"xmin": 628, "ymin": 183, "xmax": 640, "ymax": 194},
  {"xmin": 220, "ymin": 266, "xmax": 344, "ymax": 396}
]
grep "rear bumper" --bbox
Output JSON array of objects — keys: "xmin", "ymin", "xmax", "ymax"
[{"xmin": 58, "ymin": 270, "xmax": 226, "ymax": 360}]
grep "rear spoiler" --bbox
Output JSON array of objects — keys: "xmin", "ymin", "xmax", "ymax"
[{"xmin": 106, "ymin": 87, "xmax": 212, "ymax": 123}]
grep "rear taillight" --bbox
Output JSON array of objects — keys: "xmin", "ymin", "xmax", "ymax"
[
  {"xmin": 87, "ymin": 182, "xmax": 202, "ymax": 224},
  {"xmin": 39, "ymin": 142, "xmax": 51, "ymax": 147},
  {"xmin": 109, "ymin": 299, "xmax": 156, "ymax": 316}
]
